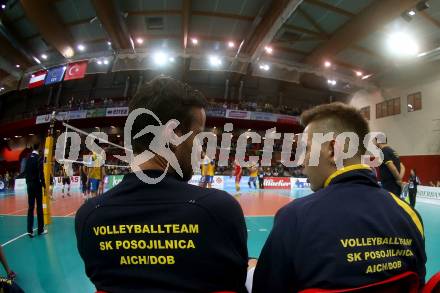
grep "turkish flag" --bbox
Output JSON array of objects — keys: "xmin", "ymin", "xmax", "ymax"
[{"xmin": 64, "ymin": 61, "xmax": 88, "ymax": 81}]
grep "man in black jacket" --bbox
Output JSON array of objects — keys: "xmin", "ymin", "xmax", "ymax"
[
  {"xmin": 24, "ymin": 144, "xmax": 46, "ymax": 237},
  {"xmin": 75, "ymin": 77, "xmax": 248, "ymax": 293},
  {"xmin": 253, "ymin": 103, "xmax": 426, "ymax": 292}
]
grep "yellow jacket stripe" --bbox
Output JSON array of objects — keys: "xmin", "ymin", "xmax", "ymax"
[
  {"xmin": 324, "ymin": 164, "xmax": 371, "ymax": 188},
  {"xmin": 389, "ymin": 192, "xmax": 424, "ymax": 238}
]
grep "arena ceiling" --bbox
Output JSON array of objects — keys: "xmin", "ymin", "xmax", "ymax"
[{"xmin": 0, "ymin": 0, "xmax": 439, "ymax": 95}]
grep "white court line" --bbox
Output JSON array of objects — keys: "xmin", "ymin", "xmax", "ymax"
[
  {"xmin": 0, "ymin": 214, "xmax": 74, "ymax": 218},
  {"xmin": 1, "ymin": 228, "xmax": 37, "ymax": 247},
  {"xmin": 7, "ymin": 208, "xmax": 28, "ymax": 215},
  {"xmin": 63, "ymin": 211, "xmax": 76, "ymax": 217}
]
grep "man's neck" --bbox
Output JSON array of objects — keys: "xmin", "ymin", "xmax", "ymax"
[{"xmin": 137, "ymin": 155, "xmax": 169, "ymax": 172}]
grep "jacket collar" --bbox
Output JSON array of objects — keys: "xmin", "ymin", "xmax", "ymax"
[{"xmin": 324, "ymin": 164, "xmax": 377, "ymax": 188}]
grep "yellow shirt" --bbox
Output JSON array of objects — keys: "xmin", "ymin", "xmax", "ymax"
[
  {"xmin": 201, "ymin": 164, "xmax": 208, "ymax": 176},
  {"xmin": 207, "ymin": 162, "xmax": 215, "ymax": 176},
  {"xmin": 249, "ymin": 167, "xmax": 258, "ymax": 177},
  {"xmin": 89, "ymin": 167, "xmax": 102, "ymax": 180}
]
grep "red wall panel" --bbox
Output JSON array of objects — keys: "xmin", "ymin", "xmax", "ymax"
[{"xmin": 400, "ymin": 155, "xmax": 440, "ymax": 185}]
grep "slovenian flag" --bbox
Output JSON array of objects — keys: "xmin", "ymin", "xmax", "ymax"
[{"xmin": 28, "ymin": 70, "xmax": 47, "ymax": 88}]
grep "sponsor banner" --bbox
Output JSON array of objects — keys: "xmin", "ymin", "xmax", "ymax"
[
  {"xmin": 276, "ymin": 114, "xmax": 299, "ymax": 124},
  {"xmin": 15, "ymin": 177, "xmax": 81, "ymax": 193},
  {"xmin": 106, "ymin": 107, "xmax": 129, "ymax": 117},
  {"xmin": 36, "ymin": 114, "xmax": 51, "ymax": 124},
  {"xmin": 417, "ymin": 186, "xmax": 440, "ymax": 200},
  {"xmin": 290, "ymin": 177, "xmax": 310, "ymax": 189},
  {"xmin": 264, "ymin": 177, "xmax": 291, "ymax": 189},
  {"xmin": 104, "ymin": 175, "xmax": 124, "ymax": 192},
  {"xmin": 226, "ymin": 110, "xmax": 251, "ymax": 120},
  {"xmin": 68, "ymin": 110, "xmax": 87, "ymax": 120},
  {"xmin": 206, "ymin": 108, "xmax": 226, "ymax": 118},
  {"xmin": 56, "ymin": 112, "xmax": 69, "ymax": 121},
  {"xmin": 14, "ymin": 178, "xmax": 27, "ymax": 192},
  {"xmin": 53, "ymin": 176, "xmax": 81, "ymax": 189},
  {"xmin": 87, "ymin": 108, "xmax": 106, "ymax": 118},
  {"xmin": 250, "ymin": 111, "xmax": 277, "ymax": 122},
  {"xmin": 188, "ymin": 175, "xmax": 224, "ymax": 189}
]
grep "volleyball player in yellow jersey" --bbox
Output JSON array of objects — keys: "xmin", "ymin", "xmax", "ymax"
[
  {"xmin": 248, "ymin": 164, "xmax": 258, "ymax": 189},
  {"xmin": 88, "ymin": 154, "xmax": 104, "ymax": 198},
  {"xmin": 206, "ymin": 160, "xmax": 216, "ymax": 188}
]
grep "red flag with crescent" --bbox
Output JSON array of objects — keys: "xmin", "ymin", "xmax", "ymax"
[{"xmin": 64, "ymin": 61, "xmax": 88, "ymax": 81}]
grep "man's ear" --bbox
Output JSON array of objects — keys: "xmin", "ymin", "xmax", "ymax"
[{"xmin": 328, "ymin": 139, "xmax": 336, "ymax": 158}]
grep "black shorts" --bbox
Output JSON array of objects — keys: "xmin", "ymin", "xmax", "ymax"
[{"xmin": 62, "ymin": 177, "xmax": 71, "ymax": 185}]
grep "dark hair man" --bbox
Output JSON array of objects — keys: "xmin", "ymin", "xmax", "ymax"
[
  {"xmin": 24, "ymin": 144, "xmax": 47, "ymax": 237},
  {"xmin": 75, "ymin": 77, "xmax": 248, "ymax": 293},
  {"xmin": 377, "ymin": 140, "xmax": 406, "ymax": 196},
  {"xmin": 253, "ymin": 102, "xmax": 426, "ymax": 292}
]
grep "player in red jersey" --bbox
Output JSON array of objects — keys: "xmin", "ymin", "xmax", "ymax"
[{"xmin": 234, "ymin": 160, "xmax": 242, "ymax": 192}]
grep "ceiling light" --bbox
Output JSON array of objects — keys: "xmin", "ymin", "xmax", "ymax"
[
  {"xmin": 327, "ymin": 79, "xmax": 337, "ymax": 86},
  {"xmin": 41, "ymin": 54, "xmax": 48, "ymax": 60},
  {"xmin": 14, "ymin": 135, "xmax": 22, "ymax": 138},
  {"xmin": 362, "ymin": 74, "xmax": 373, "ymax": 80},
  {"xmin": 29, "ymin": 133, "xmax": 34, "ymax": 136},
  {"xmin": 191, "ymin": 38, "xmax": 198, "ymax": 45},
  {"xmin": 33, "ymin": 57, "xmax": 41, "ymax": 64},
  {"xmin": 408, "ymin": 10, "xmax": 416, "ymax": 16},
  {"xmin": 168, "ymin": 57, "xmax": 175, "ymax": 62},
  {"xmin": 97, "ymin": 60, "xmax": 102, "ymax": 65},
  {"xmin": 228, "ymin": 41, "xmax": 235, "ymax": 48},
  {"xmin": 209, "ymin": 55, "xmax": 222, "ymax": 67},
  {"xmin": 324, "ymin": 61, "xmax": 332, "ymax": 68},
  {"xmin": 0, "ymin": 87, "xmax": 4, "ymax": 91},
  {"xmin": 264, "ymin": 46, "xmax": 273, "ymax": 54},
  {"xmin": 15, "ymin": 64, "xmax": 20, "ymax": 68},
  {"xmin": 117, "ymin": 134, "xmax": 121, "ymax": 138},
  {"xmin": 355, "ymin": 71, "xmax": 363, "ymax": 77},
  {"xmin": 77, "ymin": 44, "xmax": 85, "ymax": 51},
  {"xmin": 1, "ymin": 4, "xmax": 5, "ymax": 9},
  {"xmin": 103, "ymin": 59, "xmax": 109, "ymax": 65},
  {"xmin": 401, "ymin": 12, "xmax": 413, "ymax": 22},
  {"xmin": 153, "ymin": 51, "xmax": 168, "ymax": 66},
  {"xmin": 136, "ymin": 37, "xmax": 144, "ymax": 44},
  {"xmin": 259, "ymin": 64, "xmax": 270, "ymax": 71},
  {"xmin": 63, "ymin": 47, "xmax": 74, "ymax": 58},
  {"xmin": 387, "ymin": 32, "xmax": 419, "ymax": 57},
  {"xmin": 107, "ymin": 41, "xmax": 112, "ymax": 46}
]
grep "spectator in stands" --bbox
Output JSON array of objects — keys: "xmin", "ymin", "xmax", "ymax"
[
  {"xmin": 75, "ymin": 76, "xmax": 248, "ymax": 293},
  {"xmin": 252, "ymin": 102, "xmax": 426, "ymax": 292},
  {"xmin": 429, "ymin": 181, "xmax": 435, "ymax": 187},
  {"xmin": 437, "ymin": 180, "xmax": 440, "ymax": 187},
  {"xmin": 0, "ymin": 246, "xmax": 16, "ymax": 279}
]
